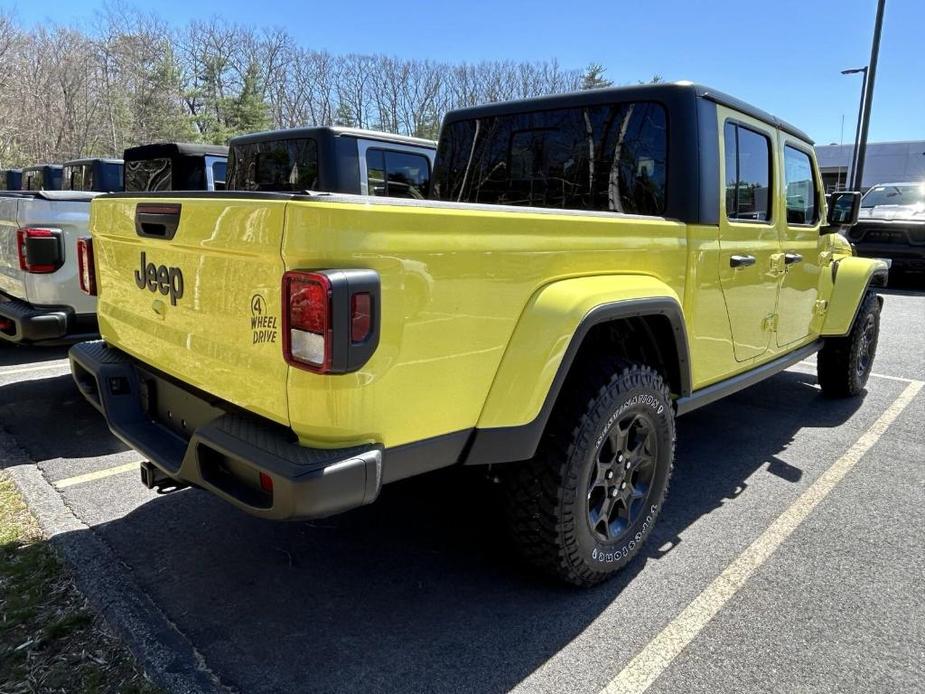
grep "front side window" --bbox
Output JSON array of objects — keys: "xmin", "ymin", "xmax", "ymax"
[
  {"xmin": 783, "ymin": 146, "xmax": 818, "ymax": 224},
  {"xmin": 432, "ymin": 101, "xmax": 667, "ymax": 215},
  {"xmin": 125, "ymin": 158, "xmax": 172, "ymax": 192},
  {"xmin": 228, "ymin": 138, "xmax": 318, "ymax": 192},
  {"xmin": 63, "ymin": 164, "xmax": 94, "ymax": 191},
  {"xmin": 366, "ymin": 149, "xmax": 431, "ymax": 199},
  {"xmin": 724, "ymin": 122, "xmax": 772, "ymax": 222}
]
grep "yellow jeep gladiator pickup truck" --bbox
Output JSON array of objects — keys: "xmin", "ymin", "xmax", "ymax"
[{"xmin": 70, "ymin": 83, "xmax": 885, "ymax": 586}]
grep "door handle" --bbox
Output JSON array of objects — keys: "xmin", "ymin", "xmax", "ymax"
[
  {"xmin": 784, "ymin": 253, "xmax": 803, "ymax": 265},
  {"xmin": 729, "ymin": 255, "xmax": 756, "ymax": 268}
]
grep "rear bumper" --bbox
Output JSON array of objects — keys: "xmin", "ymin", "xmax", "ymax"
[
  {"xmin": 0, "ymin": 293, "xmax": 97, "ymax": 345},
  {"xmin": 69, "ymin": 340, "xmax": 383, "ymax": 520}
]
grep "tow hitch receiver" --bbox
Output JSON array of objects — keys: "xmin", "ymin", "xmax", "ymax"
[{"xmin": 140, "ymin": 461, "xmax": 188, "ymax": 494}]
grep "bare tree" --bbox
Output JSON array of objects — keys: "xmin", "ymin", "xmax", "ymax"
[{"xmin": 0, "ymin": 12, "xmax": 595, "ymax": 167}]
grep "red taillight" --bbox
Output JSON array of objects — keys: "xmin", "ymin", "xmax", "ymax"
[
  {"xmin": 16, "ymin": 227, "xmax": 60, "ymax": 274},
  {"xmin": 258, "ymin": 472, "xmax": 274, "ymax": 494},
  {"xmin": 283, "ymin": 271, "xmax": 332, "ymax": 372},
  {"xmin": 77, "ymin": 237, "xmax": 96, "ymax": 295},
  {"xmin": 351, "ymin": 292, "xmax": 372, "ymax": 343}
]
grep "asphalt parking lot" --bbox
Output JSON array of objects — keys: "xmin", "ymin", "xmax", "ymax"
[{"xmin": 2, "ymin": 285, "xmax": 924, "ymax": 694}]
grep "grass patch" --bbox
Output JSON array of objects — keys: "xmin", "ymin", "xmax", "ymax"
[{"xmin": 0, "ymin": 473, "xmax": 159, "ymax": 693}]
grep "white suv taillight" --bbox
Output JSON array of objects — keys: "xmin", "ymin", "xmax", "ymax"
[
  {"xmin": 16, "ymin": 227, "xmax": 62, "ymax": 274},
  {"xmin": 77, "ymin": 237, "xmax": 96, "ymax": 295}
]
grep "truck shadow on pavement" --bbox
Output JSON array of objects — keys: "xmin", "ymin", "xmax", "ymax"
[
  {"xmin": 0, "ymin": 373, "xmax": 129, "ymax": 460},
  {"xmin": 0, "ymin": 343, "xmax": 70, "ymax": 368},
  {"xmin": 24, "ymin": 369, "xmax": 868, "ymax": 694}
]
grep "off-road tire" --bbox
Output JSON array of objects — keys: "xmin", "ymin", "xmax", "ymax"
[
  {"xmin": 817, "ymin": 291, "xmax": 881, "ymax": 397},
  {"xmin": 503, "ymin": 363, "xmax": 675, "ymax": 587}
]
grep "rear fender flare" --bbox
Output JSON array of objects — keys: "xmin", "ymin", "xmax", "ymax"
[{"xmin": 465, "ymin": 275, "xmax": 691, "ymax": 466}]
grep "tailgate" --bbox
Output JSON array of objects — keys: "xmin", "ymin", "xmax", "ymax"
[{"xmin": 93, "ymin": 196, "xmax": 291, "ymax": 425}]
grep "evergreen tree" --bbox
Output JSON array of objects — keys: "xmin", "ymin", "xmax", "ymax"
[{"xmin": 581, "ymin": 63, "xmax": 613, "ymax": 90}]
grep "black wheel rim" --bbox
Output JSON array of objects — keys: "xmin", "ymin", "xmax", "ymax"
[
  {"xmin": 587, "ymin": 411, "xmax": 658, "ymax": 543},
  {"xmin": 857, "ymin": 314, "xmax": 876, "ymax": 378}
]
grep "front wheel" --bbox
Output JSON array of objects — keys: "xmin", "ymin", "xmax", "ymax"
[
  {"xmin": 817, "ymin": 291, "xmax": 882, "ymax": 397},
  {"xmin": 503, "ymin": 364, "xmax": 675, "ymax": 587}
]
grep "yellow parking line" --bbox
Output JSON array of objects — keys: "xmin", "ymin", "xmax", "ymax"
[
  {"xmin": 55, "ymin": 462, "xmax": 140, "ymax": 489},
  {"xmin": 0, "ymin": 360, "xmax": 71, "ymax": 377},
  {"xmin": 600, "ymin": 378, "xmax": 924, "ymax": 694}
]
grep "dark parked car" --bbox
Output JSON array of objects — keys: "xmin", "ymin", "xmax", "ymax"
[
  {"xmin": 62, "ymin": 158, "xmax": 124, "ymax": 192},
  {"xmin": 22, "ymin": 164, "xmax": 63, "ymax": 191},
  {"xmin": 847, "ymin": 181, "xmax": 925, "ymax": 278},
  {"xmin": 0, "ymin": 169, "xmax": 22, "ymax": 190},
  {"xmin": 227, "ymin": 126, "xmax": 435, "ymax": 196},
  {"xmin": 123, "ymin": 143, "xmax": 228, "ymax": 192}
]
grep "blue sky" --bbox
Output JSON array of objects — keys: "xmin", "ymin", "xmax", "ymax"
[{"xmin": 7, "ymin": 0, "xmax": 923, "ymax": 145}]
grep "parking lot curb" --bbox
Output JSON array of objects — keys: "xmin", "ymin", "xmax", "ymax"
[{"xmin": 0, "ymin": 429, "xmax": 226, "ymax": 694}]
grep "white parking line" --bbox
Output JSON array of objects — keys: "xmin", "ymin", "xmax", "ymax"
[
  {"xmin": 54, "ymin": 462, "xmax": 141, "ymax": 489},
  {"xmin": 600, "ymin": 378, "xmax": 924, "ymax": 694},
  {"xmin": 0, "ymin": 360, "xmax": 71, "ymax": 377},
  {"xmin": 795, "ymin": 360, "xmax": 915, "ymax": 384}
]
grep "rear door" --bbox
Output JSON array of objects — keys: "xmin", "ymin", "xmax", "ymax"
[
  {"xmin": 92, "ymin": 195, "xmax": 292, "ymax": 425},
  {"xmin": 717, "ymin": 107, "xmax": 782, "ymax": 362}
]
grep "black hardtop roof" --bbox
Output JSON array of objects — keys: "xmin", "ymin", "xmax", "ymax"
[
  {"xmin": 230, "ymin": 126, "xmax": 436, "ymax": 149},
  {"xmin": 22, "ymin": 164, "xmax": 63, "ymax": 173},
  {"xmin": 63, "ymin": 157, "xmax": 124, "ymax": 166},
  {"xmin": 123, "ymin": 142, "xmax": 229, "ymax": 160},
  {"xmin": 442, "ymin": 81, "xmax": 813, "ymax": 145}
]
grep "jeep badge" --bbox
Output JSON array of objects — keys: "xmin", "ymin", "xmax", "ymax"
[{"xmin": 134, "ymin": 251, "xmax": 184, "ymax": 306}]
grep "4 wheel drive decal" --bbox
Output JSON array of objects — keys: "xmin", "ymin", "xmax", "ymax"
[
  {"xmin": 134, "ymin": 252, "xmax": 184, "ymax": 306},
  {"xmin": 250, "ymin": 293, "xmax": 278, "ymax": 344}
]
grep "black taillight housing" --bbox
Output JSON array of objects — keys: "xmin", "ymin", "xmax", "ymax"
[
  {"xmin": 17, "ymin": 227, "xmax": 63, "ymax": 274},
  {"xmin": 282, "ymin": 269, "xmax": 380, "ymax": 374}
]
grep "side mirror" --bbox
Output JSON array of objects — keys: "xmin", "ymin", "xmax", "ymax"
[{"xmin": 826, "ymin": 191, "xmax": 861, "ymax": 228}]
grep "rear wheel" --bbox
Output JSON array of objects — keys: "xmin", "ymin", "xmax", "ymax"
[
  {"xmin": 503, "ymin": 363, "xmax": 675, "ymax": 586},
  {"xmin": 817, "ymin": 291, "xmax": 881, "ymax": 397}
]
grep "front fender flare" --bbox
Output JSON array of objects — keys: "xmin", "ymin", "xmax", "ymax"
[
  {"xmin": 465, "ymin": 275, "xmax": 690, "ymax": 466},
  {"xmin": 821, "ymin": 255, "xmax": 889, "ymax": 337}
]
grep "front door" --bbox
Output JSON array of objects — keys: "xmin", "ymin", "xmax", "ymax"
[
  {"xmin": 776, "ymin": 140, "xmax": 823, "ymax": 347},
  {"xmin": 717, "ymin": 109, "xmax": 782, "ymax": 362}
]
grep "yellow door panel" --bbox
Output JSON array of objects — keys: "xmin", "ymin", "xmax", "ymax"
[{"xmin": 776, "ymin": 139, "xmax": 824, "ymax": 347}]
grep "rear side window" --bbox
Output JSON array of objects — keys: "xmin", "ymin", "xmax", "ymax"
[
  {"xmin": 228, "ymin": 138, "xmax": 318, "ymax": 192},
  {"xmin": 366, "ymin": 149, "xmax": 431, "ymax": 199},
  {"xmin": 63, "ymin": 164, "xmax": 93, "ymax": 191},
  {"xmin": 724, "ymin": 122, "xmax": 772, "ymax": 222},
  {"xmin": 432, "ymin": 101, "xmax": 667, "ymax": 215},
  {"xmin": 212, "ymin": 161, "xmax": 227, "ymax": 190},
  {"xmin": 783, "ymin": 146, "xmax": 818, "ymax": 224},
  {"xmin": 125, "ymin": 158, "xmax": 172, "ymax": 192}
]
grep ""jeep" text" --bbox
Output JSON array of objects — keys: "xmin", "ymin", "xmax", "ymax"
[{"xmin": 134, "ymin": 252, "xmax": 184, "ymax": 306}]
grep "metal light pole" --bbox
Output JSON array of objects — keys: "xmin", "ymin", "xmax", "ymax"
[
  {"xmin": 841, "ymin": 66, "xmax": 868, "ymax": 190},
  {"xmin": 853, "ymin": 0, "xmax": 887, "ymax": 191}
]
